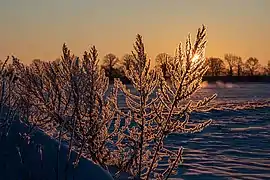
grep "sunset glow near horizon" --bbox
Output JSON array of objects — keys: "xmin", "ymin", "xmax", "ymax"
[{"xmin": 0, "ymin": 0, "xmax": 269, "ymax": 65}]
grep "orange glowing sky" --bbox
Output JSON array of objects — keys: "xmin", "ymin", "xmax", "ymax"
[{"xmin": 0, "ymin": 0, "xmax": 269, "ymax": 65}]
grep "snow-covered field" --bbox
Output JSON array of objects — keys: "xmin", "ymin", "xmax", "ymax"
[
  {"xmin": 0, "ymin": 82, "xmax": 269, "ymax": 180},
  {"xmin": 116, "ymin": 82, "xmax": 270, "ymax": 179},
  {"xmin": 162, "ymin": 83, "xmax": 270, "ymax": 179}
]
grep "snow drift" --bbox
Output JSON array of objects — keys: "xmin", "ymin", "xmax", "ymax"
[{"xmin": 0, "ymin": 118, "xmax": 113, "ymax": 180}]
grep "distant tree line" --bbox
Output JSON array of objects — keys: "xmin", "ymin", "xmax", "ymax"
[
  {"xmin": 33, "ymin": 53, "xmax": 270, "ymax": 82},
  {"xmin": 205, "ymin": 54, "xmax": 270, "ymax": 77}
]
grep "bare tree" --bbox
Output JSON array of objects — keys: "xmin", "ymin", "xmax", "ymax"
[
  {"xmin": 224, "ymin": 54, "xmax": 241, "ymax": 76},
  {"xmin": 263, "ymin": 60, "xmax": 270, "ymax": 75},
  {"xmin": 121, "ymin": 53, "xmax": 135, "ymax": 71},
  {"xmin": 206, "ymin": 57, "xmax": 225, "ymax": 76},
  {"xmin": 224, "ymin": 54, "xmax": 234, "ymax": 76},
  {"xmin": 245, "ymin": 57, "xmax": 260, "ymax": 76},
  {"xmin": 155, "ymin": 53, "xmax": 173, "ymax": 79},
  {"xmin": 235, "ymin": 56, "xmax": 243, "ymax": 76},
  {"xmin": 102, "ymin": 53, "xmax": 119, "ymax": 79}
]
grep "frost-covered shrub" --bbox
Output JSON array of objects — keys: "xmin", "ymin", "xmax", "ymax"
[
  {"xmin": 12, "ymin": 45, "xmax": 120, "ymax": 169},
  {"xmin": 0, "ymin": 56, "xmax": 18, "ymax": 138},
  {"xmin": 112, "ymin": 25, "xmax": 216, "ymax": 179},
  {"xmin": 9, "ymin": 25, "xmax": 215, "ymax": 180}
]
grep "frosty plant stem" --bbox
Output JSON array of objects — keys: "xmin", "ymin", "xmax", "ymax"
[
  {"xmin": 116, "ymin": 25, "xmax": 215, "ymax": 179},
  {"xmin": 134, "ymin": 34, "xmax": 147, "ymax": 178},
  {"xmin": 146, "ymin": 48, "xmax": 195, "ymax": 179}
]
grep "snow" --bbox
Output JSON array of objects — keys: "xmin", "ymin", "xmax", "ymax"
[{"xmin": 0, "ymin": 117, "xmax": 113, "ymax": 180}]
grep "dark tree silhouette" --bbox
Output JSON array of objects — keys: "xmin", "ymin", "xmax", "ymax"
[
  {"xmin": 155, "ymin": 53, "xmax": 173, "ymax": 79},
  {"xmin": 264, "ymin": 60, "xmax": 270, "ymax": 75},
  {"xmin": 121, "ymin": 53, "xmax": 135, "ymax": 71},
  {"xmin": 260, "ymin": 60, "xmax": 270, "ymax": 76},
  {"xmin": 224, "ymin": 54, "xmax": 240, "ymax": 76},
  {"xmin": 102, "ymin": 53, "xmax": 119, "ymax": 79},
  {"xmin": 206, "ymin": 57, "xmax": 225, "ymax": 76},
  {"xmin": 235, "ymin": 57, "xmax": 243, "ymax": 76},
  {"xmin": 245, "ymin": 57, "xmax": 260, "ymax": 76}
]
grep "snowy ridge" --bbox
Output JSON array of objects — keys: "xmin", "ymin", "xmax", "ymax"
[{"xmin": 0, "ymin": 118, "xmax": 113, "ymax": 180}]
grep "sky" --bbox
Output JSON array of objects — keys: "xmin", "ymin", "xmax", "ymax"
[{"xmin": 0, "ymin": 0, "xmax": 269, "ymax": 65}]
